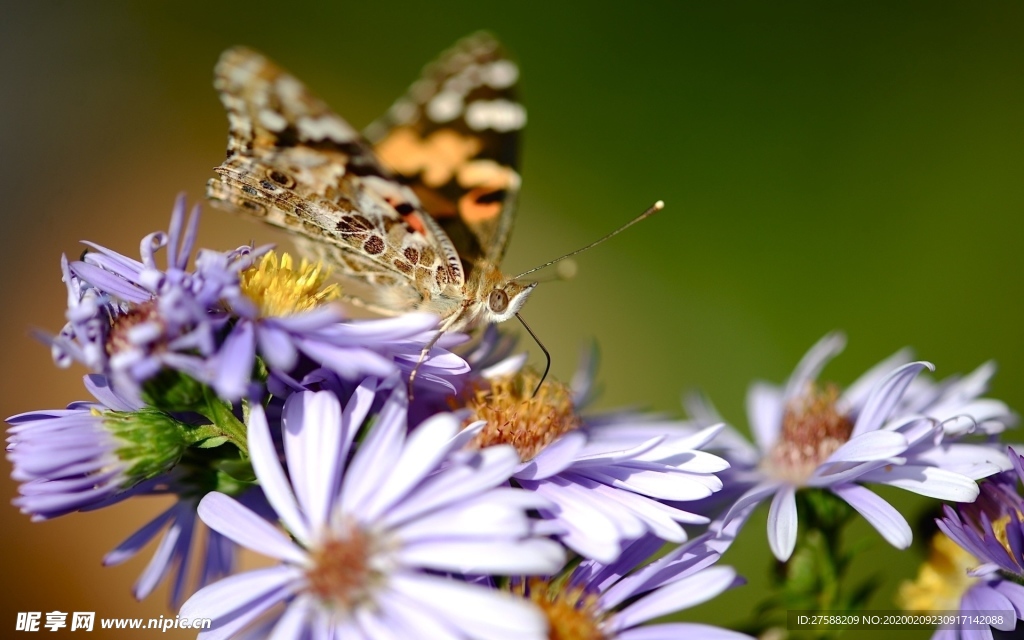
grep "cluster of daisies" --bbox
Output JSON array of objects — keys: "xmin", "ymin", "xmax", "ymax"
[{"xmin": 7, "ymin": 198, "xmax": 1024, "ymax": 639}]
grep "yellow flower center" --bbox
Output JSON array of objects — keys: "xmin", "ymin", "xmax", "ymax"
[
  {"xmin": 763, "ymin": 382, "xmax": 853, "ymax": 484},
  {"xmin": 239, "ymin": 252, "xmax": 339, "ymax": 317},
  {"xmin": 898, "ymin": 531, "xmax": 980, "ymax": 611},
  {"xmin": 514, "ymin": 578, "xmax": 607, "ymax": 640},
  {"xmin": 461, "ymin": 370, "xmax": 581, "ymax": 463}
]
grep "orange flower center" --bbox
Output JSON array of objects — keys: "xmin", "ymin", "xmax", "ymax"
[
  {"xmin": 106, "ymin": 299, "xmax": 163, "ymax": 356},
  {"xmin": 461, "ymin": 370, "xmax": 580, "ymax": 462},
  {"xmin": 763, "ymin": 382, "xmax": 853, "ymax": 484},
  {"xmin": 306, "ymin": 524, "xmax": 377, "ymax": 611},
  {"xmin": 514, "ymin": 578, "xmax": 607, "ymax": 640}
]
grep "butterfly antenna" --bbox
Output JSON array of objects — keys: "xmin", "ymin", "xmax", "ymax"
[
  {"xmin": 515, "ymin": 313, "xmax": 550, "ymax": 397},
  {"xmin": 512, "ymin": 200, "xmax": 665, "ymax": 280}
]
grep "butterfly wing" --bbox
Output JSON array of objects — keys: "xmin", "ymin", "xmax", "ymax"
[
  {"xmin": 207, "ymin": 47, "xmax": 466, "ymax": 317},
  {"xmin": 364, "ymin": 32, "xmax": 524, "ymax": 272}
]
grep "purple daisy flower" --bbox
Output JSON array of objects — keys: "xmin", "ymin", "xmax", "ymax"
[
  {"xmin": 451, "ymin": 329, "xmax": 729, "ymax": 563},
  {"xmin": 51, "ymin": 195, "xmax": 469, "ymax": 402},
  {"xmin": 7, "ymin": 373, "xmax": 263, "ymax": 606},
  {"xmin": 702, "ymin": 333, "xmax": 1011, "ymax": 561},
  {"xmin": 49, "ymin": 195, "xmax": 252, "ymax": 400},
  {"xmin": 7, "ymin": 374, "xmax": 183, "ymax": 520},
  {"xmin": 917, "ymin": 453, "xmax": 1024, "ymax": 638},
  {"xmin": 180, "ymin": 379, "xmax": 565, "ymax": 639},
  {"xmin": 213, "ymin": 250, "xmax": 469, "ymax": 399},
  {"xmin": 515, "ymin": 533, "xmax": 750, "ymax": 640}
]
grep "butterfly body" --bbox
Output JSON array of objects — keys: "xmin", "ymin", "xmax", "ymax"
[{"xmin": 207, "ymin": 35, "xmax": 531, "ymax": 334}]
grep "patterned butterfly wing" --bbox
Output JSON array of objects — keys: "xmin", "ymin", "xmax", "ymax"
[
  {"xmin": 364, "ymin": 32, "xmax": 525, "ymax": 274},
  {"xmin": 207, "ymin": 47, "xmax": 467, "ymax": 319}
]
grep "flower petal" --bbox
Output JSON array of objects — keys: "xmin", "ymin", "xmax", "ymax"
[
  {"xmin": 783, "ymin": 332, "xmax": 846, "ymax": 403},
  {"xmin": 767, "ymin": 485, "xmax": 798, "ymax": 561},
  {"xmin": 859, "ymin": 465, "xmax": 980, "ymax": 501},
  {"xmin": 248, "ymin": 404, "xmax": 310, "ymax": 545},
  {"xmin": 852, "ymin": 361, "xmax": 934, "ymax": 437},
  {"xmin": 283, "ymin": 390, "xmax": 344, "ymax": 531},
  {"xmin": 831, "ymin": 483, "xmax": 911, "ymax": 548},
  {"xmin": 180, "ymin": 565, "xmax": 302, "ymax": 621},
  {"xmin": 611, "ymin": 566, "xmax": 739, "ymax": 630},
  {"xmin": 389, "ymin": 573, "xmax": 548, "ymax": 640},
  {"xmin": 825, "ymin": 430, "xmax": 907, "ymax": 463},
  {"xmin": 197, "ymin": 493, "xmax": 307, "ymax": 566},
  {"xmin": 746, "ymin": 382, "xmax": 783, "ymax": 453}
]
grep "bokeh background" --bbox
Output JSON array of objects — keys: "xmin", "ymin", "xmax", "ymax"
[{"xmin": 2, "ymin": 2, "xmax": 1022, "ymax": 638}]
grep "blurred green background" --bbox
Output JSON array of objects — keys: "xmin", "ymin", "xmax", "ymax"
[{"xmin": 2, "ymin": 1, "xmax": 1022, "ymax": 637}]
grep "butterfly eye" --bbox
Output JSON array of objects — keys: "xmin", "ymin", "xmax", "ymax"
[
  {"xmin": 488, "ymin": 289, "xmax": 509, "ymax": 313},
  {"xmin": 266, "ymin": 169, "xmax": 296, "ymax": 189}
]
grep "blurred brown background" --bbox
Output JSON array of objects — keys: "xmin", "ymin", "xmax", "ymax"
[{"xmin": 2, "ymin": 2, "xmax": 1022, "ymax": 638}]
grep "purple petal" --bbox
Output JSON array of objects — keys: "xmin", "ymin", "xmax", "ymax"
[
  {"xmin": 389, "ymin": 573, "xmax": 547, "ymax": 640},
  {"xmin": 104, "ymin": 504, "xmax": 179, "ymax": 566},
  {"xmin": 963, "ymin": 585, "xmax": 1016, "ymax": 631},
  {"xmin": 746, "ymin": 382, "xmax": 783, "ymax": 452},
  {"xmin": 340, "ymin": 387, "xmax": 408, "ymax": 515},
  {"xmin": 398, "ymin": 538, "xmax": 564, "ymax": 575},
  {"xmin": 783, "ymin": 332, "xmax": 846, "ymax": 403},
  {"xmin": 70, "ymin": 261, "xmax": 150, "ymax": 303},
  {"xmin": 825, "ymin": 430, "xmax": 907, "ymax": 463},
  {"xmin": 992, "ymin": 581, "xmax": 1024, "ymax": 618},
  {"xmin": 767, "ymin": 485, "xmax": 798, "ymax": 561},
  {"xmin": 375, "ymin": 589, "xmax": 463, "ymax": 640},
  {"xmin": 852, "ymin": 361, "xmax": 934, "ymax": 437},
  {"xmin": 611, "ymin": 566, "xmax": 739, "ymax": 630},
  {"xmin": 515, "ymin": 431, "xmax": 588, "ymax": 480},
  {"xmin": 198, "ymin": 493, "xmax": 307, "ymax": 565},
  {"xmin": 841, "ymin": 347, "xmax": 914, "ymax": 411},
  {"xmin": 831, "ymin": 483, "xmax": 911, "ymax": 548},
  {"xmin": 858, "ymin": 465, "xmax": 980, "ymax": 501},
  {"xmin": 180, "ymin": 566, "xmax": 300, "ymax": 620},
  {"xmin": 214, "ymin": 321, "xmax": 257, "ymax": 400},
  {"xmin": 246, "ymin": 405, "xmax": 309, "ymax": 545},
  {"xmin": 618, "ymin": 623, "xmax": 753, "ymax": 640},
  {"xmin": 722, "ymin": 481, "xmax": 781, "ymax": 526},
  {"xmin": 268, "ymin": 595, "xmax": 315, "ymax": 640},
  {"xmin": 183, "ymin": 567, "xmax": 303, "ymax": 640},
  {"xmin": 134, "ymin": 504, "xmax": 192, "ymax": 600},
  {"xmin": 283, "ymin": 390, "xmax": 343, "ymax": 531},
  {"xmin": 257, "ymin": 325, "xmax": 300, "ymax": 372},
  {"xmin": 363, "ymin": 413, "xmax": 460, "ymax": 520}
]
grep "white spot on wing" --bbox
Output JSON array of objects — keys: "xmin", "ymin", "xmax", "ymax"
[
  {"xmin": 259, "ymin": 109, "xmax": 288, "ymax": 131},
  {"xmin": 297, "ymin": 115, "xmax": 356, "ymax": 142},
  {"xmin": 275, "ymin": 76, "xmax": 305, "ymax": 107},
  {"xmin": 427, "ymin": 91, "xmax": 463, "ymax": 123},
  {"xmin": 486, "ymin": 61, "xmax": 519, "ymax": 89},
  {"xmin": 465, "ymin": 99, "xmax": 526, "ymax": 132},
  {"xmin": 227, "ymin": 112, "xmax": 252, "ymax": 136}
]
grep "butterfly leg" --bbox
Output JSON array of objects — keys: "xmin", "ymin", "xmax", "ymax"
[{"xmin": 407, "ymin": 314, "xmax": 462, "ymax": 401}]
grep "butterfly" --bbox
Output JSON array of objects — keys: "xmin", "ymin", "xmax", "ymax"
[{"xmin": 207, "ymin": 33, "xmax": 535, "ymax": 340}]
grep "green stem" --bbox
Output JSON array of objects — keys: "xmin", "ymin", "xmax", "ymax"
[{"xmin": 197, "ymin": 387, "xmax": 249, "ymax": 457}]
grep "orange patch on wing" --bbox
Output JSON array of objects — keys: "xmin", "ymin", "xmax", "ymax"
[
  {"xmin": 375, "ymin": 127, "xmax": 482, "ymax": 188},
  {"xmin": 459, "ymin": 188, "xmax": 503, "ymax": 223},
  {"xmin": 405, "ymin": 212, "xmax": 427, "ymax": 235}
]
